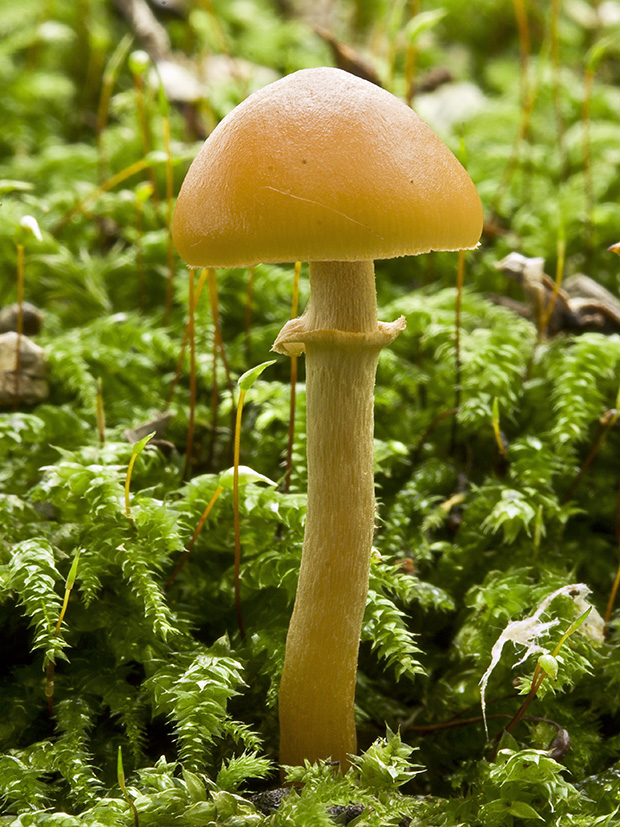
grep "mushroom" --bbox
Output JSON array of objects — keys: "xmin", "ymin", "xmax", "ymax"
[{"xmin": 172, "ymin": 67, "xmax": 483, "ymax": 770}]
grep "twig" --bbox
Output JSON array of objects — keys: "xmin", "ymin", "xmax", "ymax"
[
  {"xmin": 164, "ymin": 269, "xmax": 208, "ymax": 410},
  {"xmin": 165, "ymin": 483, "xmax": 223, "ymax": 590},
  {"xmin": 412, "ymin": 408, "xmax": 458, "ymax": 465},
  {"xmin": 562, "ymin": 403, "xmax": 620, "ymax": 503}
]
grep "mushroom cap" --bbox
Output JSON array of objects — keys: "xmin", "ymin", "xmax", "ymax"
[{"xmin": 172, "ymin": 67, "xmax": 483, "ymax": 268}]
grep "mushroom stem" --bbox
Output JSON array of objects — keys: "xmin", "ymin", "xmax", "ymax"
[
  {"xmin": 275, "ymin": 260, "xmax": 405, "ymax": 771},
  {"xmin": 304, "ymin": 260, "xmax": 379, "ymax": 332}
]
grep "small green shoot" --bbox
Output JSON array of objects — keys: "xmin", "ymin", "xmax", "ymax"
[
  {"xmin": 491, "ymin": 396, "xmax": 507, "ymax": 459},
  {"xmin": 539, "ymin": 224, "xmax": 566, "ymax": 339},
  {"xmin": 156, "ymin": 77, "xmax": 175, "ymax": 322},
  {"xmin": 537, "ymin": 653, "xmax": 558, "ymax": 680},
  {"xmin": 55, "ymin": 550, "xmax": 81, "ymax": 636},
  {"xmin": 128, "ymin": 51, "xmax": 151, "ymax": 153},
  {"xmin": 135, "ymin": 181, "xmax": 155, "ymax": 308},
  {"xmin": 530, "ymin": 504, "xmax": 544, "ymax": 565},
  {"xmin": 134, "ymin": 183, "xmax": 155, "ymax": 312},
  {"xmin": 237, "ymin": 361, "xmax": 276, "ymax": 394},
  {"xmin": 125, "ymin": 432, "xmax": 156, "ymax": 519},
  {"xmin": 128, "ymin": 49, "xmax": 150, "ymax": 78},
  {"xmin": 234, "ymin": 361, "xmax": 276, "ymax": 636},
  {"xmin": 481, "ymin": 585, "xmax": 596, "ymax": 739},
  {"xmin": 117, "ymin": 746, "xmax": 139, "ymax": 827},
  {"xmin": 97, "ymin": 34, "xmax": 134, "ymax": 180},
  {"xmin": 552, "ymin": 604, "xmax": 593, "ymax": 652},
  {"xmin": 45, "ymin": 550, "xmax": 81, "ymax": 716},
  {"xmin": 404, "ymin": 7, "xmax": 448, "ymax": 43},
  {"xmin": 220, "ymin": 466, "xmax": 277, "ymax": 489},
  {"xmin": 55, "ymin": 151, "xmax": 167, "ymax": 233},
  {"xmin": 129, "ymin": 49, "xmax": 159, "ymax": 206},
  {"xmin": 504, "ymin": 605, "xmax": 594, "ymax": 738},
  {"xmin": 404, "ymin": 7, "xmax": 448, "ymax": 100},
  {"xmin": 166, "ymin": 466, "xmax": 276, "ymax": 590}
]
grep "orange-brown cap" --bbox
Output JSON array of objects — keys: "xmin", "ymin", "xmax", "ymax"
[{"xmin": 172, "ymin": 67, "xmax": 483, "ymax": 268}]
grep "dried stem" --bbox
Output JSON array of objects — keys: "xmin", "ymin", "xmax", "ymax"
[
  {"xmin": 162, "ymin": 110, "xmax": 175, "ymax": 323},
  {"xmin": 165, "ymin": 484, "xmax": 223, "ymax": 590},
  {"xmin": 581, "ymin": 65, "xmax": 595, "ymax": 249},
  {"xmin": 562, "ymin": 406, "xmax": 620, "ymax": 503},
  {"xmin": 491, "ymin": 0, "xmax": 535, "ymax": 214},
  {"xmin": 165, "ymin": 269, "xmax": 208, "ymax": 410},
  {"xmin": 182, "ymin": 270, "xmax": 197, "ymax": 479}
]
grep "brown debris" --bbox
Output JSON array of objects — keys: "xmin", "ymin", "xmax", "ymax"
[
  {"xmin": 124, "ymin": 411, "xmax": 175, "ymax": 456},
  {"xmin": 123, "ymin": 411, "xmax": 173, "ymax": 443},
  {"xmin": 494, "ymin": 253, "xmax": 620, "ymax": 336},
  {"xmin": 412, "ymin": 66, "xmax": 453, "ymax": 95},
  {"xmin": 113, "ymin": 0, "xmax": 171, "ymax": 62},
  {"xmin": 314, "ymin": 26, "xmax": 382, "ymax": 86}
]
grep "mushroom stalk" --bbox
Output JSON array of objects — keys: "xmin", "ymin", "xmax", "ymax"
[
  {"xmin": 275, "ymin": 261, "xmax": 405, "ymax": 770},
  {"xmin": 172, "ymin": 65, "xmax": 482, "ymax": 773}
]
